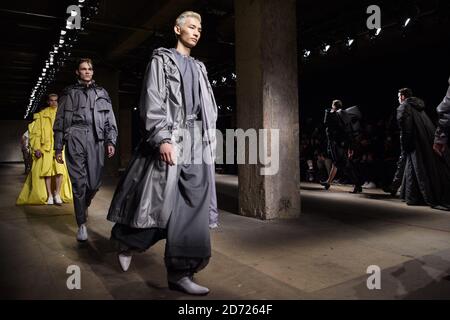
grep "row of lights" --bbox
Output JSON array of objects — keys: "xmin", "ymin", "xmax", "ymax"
[
  {"xmin": 211, "ymin": 72, "xmax": 237, "ymax": 87},
  {"xmin": 302, "ymin": 16, "xmax": 414, "ymax": 59},
  {"xmin": 25, "ymin": 0, "xmax": 99, "ymax": 119},
  {"xmin": 132, "ymin": 105, "xmax": 233, "ymax": 112}
]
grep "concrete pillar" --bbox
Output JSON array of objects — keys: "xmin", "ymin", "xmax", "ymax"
[
  {"xmin": 235, "ymin": 0, "xmax": 300, "ymax": 219},
  {"xmin": 95, "ymin": 67, "xmax": 121, "ymax": 176}
]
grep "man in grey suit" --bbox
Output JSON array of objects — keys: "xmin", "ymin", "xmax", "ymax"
[
  {"xmin": 107, "ymin": 11, "xmax": 218, "ymax": 296},
  {"xmin": 54, "ymin": 58, "xmax": 118, "ymax": 242}
]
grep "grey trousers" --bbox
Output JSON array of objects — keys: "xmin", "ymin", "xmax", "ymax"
[
  {"xmin": 392, "ymin": 151, "xmax": 406, "ymax": 192},
  {"xmin": 65, "ymin": 126, "xmax": 104, "ymax": 226},
  {"xmin": 111, "ymin": 126, "xmax": 211, "ymax": 281}
]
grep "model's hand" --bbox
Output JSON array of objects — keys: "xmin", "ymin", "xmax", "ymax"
[
  {"xmin": 55, "ymin": 151, "xmax": 64, "ymax": 164},
  {"xmin": 433, "ymin": 143, "xmax": 446, "ymax": 157},
  {"xmin": 34, "ymin": 149, "xmax": 42, "ymax": 158},
  {"xmin": 160, "ymin": 142, "xmax": 175, "ymax": 166},
  {"xmin": 107, "ymin": 144, "xmax": 115, "ymax": 158},
  {"xmin": 347, "ymin": 149, "xmax": 354, "ymax": 160}
]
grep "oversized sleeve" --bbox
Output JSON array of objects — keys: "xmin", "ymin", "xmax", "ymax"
[
  {"xmin": 103, "ymin": 90, "xmax": 118, "ymax": 146},
  {"xmin": 53, "ymin": 88, "xmax": 71, "ymax": 152},
  {"xmin": 30, "ymin": 113, "xmax": 42, "ymax": 151},
  {"xmin": 140, "ymin": 56, "xmax": 171, "ymax": 149},
  {"xmin": 435, "ymin": 77, "xmax": 450, "ymax": 144},
  {"xmin": 397, "ymin": 104, "xmax": 414, "ymax": 152}
]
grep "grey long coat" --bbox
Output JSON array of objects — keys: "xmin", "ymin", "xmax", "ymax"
[
  {"xmin": 435, "ymin": 76, "xmax": 450, "ymax": 144},
  {"xmin": 107, "ymin": 48, "xmax": 218, "ymax": 229}
]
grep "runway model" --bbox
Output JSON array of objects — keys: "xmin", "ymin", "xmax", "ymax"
[
  {"xmin": 53, "ymin": 58, "xmax": 118, "ymax": 241},
  {"xmin": 107, "ymin": 11, "xmax": 218, "ymax": 295},
  {"xmin": 389, "ymin": 88, "xmax": 450, "ymax": 209},
  {"xmin": 17, "ymin": 94, "xmax": 72, "ymax": 205}
]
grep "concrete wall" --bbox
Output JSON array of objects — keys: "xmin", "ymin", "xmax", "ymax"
[{"xmin": 0, "ymin": 120, "xmax": 30, "ymax": 163}]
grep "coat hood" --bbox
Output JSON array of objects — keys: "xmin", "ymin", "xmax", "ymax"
[
  {"xmin": 405, "ymin": 97, "xmax": 426, "ymax": 111},
  {"xmin": 152, "ymin": 47, "xmax": 203, "ymax": 69},
  {"xmin": 152, "ymin": 47, "xmax": 174, "ymax": 59}
]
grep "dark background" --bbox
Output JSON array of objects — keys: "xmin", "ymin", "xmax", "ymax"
[{"xmin": 0, "ymin": 0, "xmax": 449, "ymax": 136}]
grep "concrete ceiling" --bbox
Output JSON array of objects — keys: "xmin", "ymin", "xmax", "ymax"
[{"xmin": 0, "ymin": 0, "xmax": 448, "ymax": 120}]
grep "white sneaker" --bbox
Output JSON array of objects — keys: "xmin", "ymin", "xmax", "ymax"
[
  {"xmin": 76, "ymin": 224, "xmax": 88, "ymax": 242},
  {"xmin": 366, "ymin": 182, "xmax": 377, "ymax": 189},
  {"xmin": 118, "ymin": 252, "xmax": 132, "ymax": 272},
  {"xmin": 209, "ymin": 223, "xmax": 219, "ymax": 229},
  {"xmin": 53, "ymin": 194, "xmax": 62, "ymax": 205},
  {"xmin": 47, "ymin": 196, "xmax": 54, "ymax": 205},
  {"xmin": 168, "ymin": 276, "xmax": 210, "ymax": 295}
]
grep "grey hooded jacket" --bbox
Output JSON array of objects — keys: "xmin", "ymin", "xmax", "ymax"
[
  {"xmin": 53, "ymin": 81, "xmax": 118, "ymax": 151},
  {"xmin": 435, "ymin": 76, "xmax": 450, "ymax": 144},
  {"xmin": 107, "ymin": 47, "xmax": 218, "ymax": 229}
]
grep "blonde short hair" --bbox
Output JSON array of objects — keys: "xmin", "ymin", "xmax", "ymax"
[
  {"xmin": 47, "ymin": 93, "xmax": 58, "ymax": 100},
  {"xmin": 175, "ymin": 11, "xmax": 202, "ymax": 27}
]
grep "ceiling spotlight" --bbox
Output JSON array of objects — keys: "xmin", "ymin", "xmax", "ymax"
[
  {"xmin": 375, "ymin": 28, "xmax": 382, "ymax": 36},
  {"xmin": 231, "ymin": 73, "xmax": 237, "ymax": 80},
  {"xmin": 59, "ymin": 39, "xmax": 65, "ymax": 44},
  {"xmin": 221, "ymin": 77, "xmax": 227, "ymax": 83},
  {"xmin": 346, "ymin": 38, "xmax": 355, "ymax": 47},
  {"xmin": 303, "ymin": 49, "xmax": 311, "ymax": 58},
  {"xmin": 403, "ymin": 18, "xmax": 411, "ymax": 27},
  {"xmin": 61, "ymin": 30, "xmax": 67, "ymax": 35},
  {"xmin": 212, "ymin": 80, "xmax": 217, "ymax": 86},
  {"xmin": 320, "ymin": 44, "xmax": 331, "ymax": 55},
  {"xmin": 78, "ymin": 0, "xmax": 85, "ymax": 3}
]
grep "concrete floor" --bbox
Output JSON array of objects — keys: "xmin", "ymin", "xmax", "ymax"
[{"xmin": 1, "ymin": 163, "xmax": 450, "ymax": 299}]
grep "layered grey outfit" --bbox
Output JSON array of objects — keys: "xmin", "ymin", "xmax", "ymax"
[
  {"xmin": 107, "ymin": 48, "xmax": 218, "ymax": 280},
  {"xmin": 435, "ymin": 76, "xmax": 450, "ymax": 144},
  {"xmin": 54, "ymin": 81, "xmax": 118, "ymax": 226}
]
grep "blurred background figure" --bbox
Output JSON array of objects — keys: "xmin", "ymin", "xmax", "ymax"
[
  {"xmin": 20, "ymin": 123, "xmax": 33, "ymax": 175},
  {"xmin": 16, "ymin": 94, "xmax": 72, "ymax": 205}
]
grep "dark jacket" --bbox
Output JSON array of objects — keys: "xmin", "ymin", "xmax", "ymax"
[
  {"xmin": 397, "ymin": 97, "xmax": 450, "ymax": 209},
  {"xmin": 434, "ymin": 77, "xmax": 450, "ymax": 144},
  {"xmin": 53, "ymin": 81, "xmax": 118, "ymax": 151}
]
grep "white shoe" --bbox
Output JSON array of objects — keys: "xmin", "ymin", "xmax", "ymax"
[
  {"xmin": 366, "ymin": 182, "xmax": 377, "ymax": 189},
  {"xmin": 47, "ymin": 196, "xmax": 54, "ymax": 205},
  {"xmin": 76, "ymin": 224, "xmax": 88, "ymax": 242},
  {"xmin": 168, "ymin": 276, "xmax": 210, "ymax": 295},
  {"xmin": 118, "ymin": 252, "xmax": 132, "ymax": 272},
  {"xmin": 209, "ymin": 223, "xmax": 219, "ymax": 229},
  {"xmin": 53, "ymin": 194, "xmax": 62, "ymax": 205}
]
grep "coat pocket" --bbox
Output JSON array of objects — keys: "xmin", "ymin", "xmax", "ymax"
[{"xmin": 96, "ymin": 97, "xmax": 111, "ymax": 112}]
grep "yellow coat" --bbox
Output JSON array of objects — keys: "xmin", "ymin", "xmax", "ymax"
[{"xmin": 16, "ymin": 107, "xmax": 73, "ymax": 205}]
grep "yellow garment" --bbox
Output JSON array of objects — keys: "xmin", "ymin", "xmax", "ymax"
[{"xmin": 17, "ymin": 107, "xmax": 73, "ymax": 205}]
